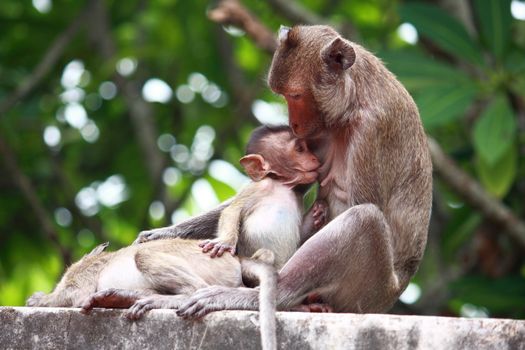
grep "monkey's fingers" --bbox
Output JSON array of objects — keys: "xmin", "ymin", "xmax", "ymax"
[
  {"xmin": 199, "ymin": 240, "xmax": 212, "ymax": 249},
  {"xmin": 177, "ymin": 299, "xmax": 218, "ymax": 319},
  {"xmin": 312, "ymin": 209, "xmax": 324, "ymax": 219},
  {"xmin": 209, "ymin": 244, "xmax": 223, "ymax": 258},
  {"xmin": 202, "ymin": 241, "xmax": 220, "ymax": 253},
  {"xmin": 177, "ymin": 287, "xmax": 228, "ymax": 319},
  {"xmin": 216, "ymin": 245, "xmax": 228, "ymax": 257},
  {"xmin": 212, "ymin": 243, "xmax": 236, "ymax": 257},
  {"xmin": 314, "ymin": 219, "xmax": 325, "ymax": 230},
  {"xmin": 126, "ymin": 299, "xmax": 155, "ymax": 320}
]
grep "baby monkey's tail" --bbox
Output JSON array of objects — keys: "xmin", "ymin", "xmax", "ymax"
[{"xmin": 241, "ymin": 249, "xmax": 277, "ymax": 350}]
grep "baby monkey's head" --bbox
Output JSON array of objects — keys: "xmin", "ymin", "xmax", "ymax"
[{"xmin": 240, "ymin": 125, "xmax": 320, "ymax": 187}]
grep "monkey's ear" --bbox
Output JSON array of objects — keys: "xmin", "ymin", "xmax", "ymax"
[
  {"xmin": 278, "ymin": 25, "xmax": 291, "ymax": 42},
  {"xmin": 321, "ymin": 37, "xmax": 356, "ymax": 71},
  {"xmin": 277, "ymin": 25, "xmax": 298, "ymax": 47},
  {"xmin": 85, "ymin": 242, "xmax": 109, "ymax": 257},
  {"xmin": 240, "ymin": 154, "xmax": 270, "ymax": 181}
]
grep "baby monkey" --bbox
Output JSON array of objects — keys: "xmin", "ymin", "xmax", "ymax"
[{"xmin": 200, "ymin": 124, "xmax": 326, "ymax": 269}]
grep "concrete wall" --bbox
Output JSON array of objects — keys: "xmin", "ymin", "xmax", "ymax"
[{"xmin": 1, "ymin": 307, "xmax": 524, "ymax": 349}]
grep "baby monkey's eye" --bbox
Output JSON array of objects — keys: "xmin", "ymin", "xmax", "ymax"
[
  {"xmin": 295, "ymin": 142, "xmax": 305, "ymax": 153},
  {"xmin": 288, "ymin": 93, "xmax": 302, "ymax": 100}
]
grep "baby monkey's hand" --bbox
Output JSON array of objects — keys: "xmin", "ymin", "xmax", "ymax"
[
  {"xmin": 312, "ymin": 200, "xmax": 329, "ymax": 230},
  {"xmin": 199, "ymin": 239, "xmax": 236, "ymax": 257}
]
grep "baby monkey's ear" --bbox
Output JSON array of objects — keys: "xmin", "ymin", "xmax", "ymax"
[{"xmin": 240, "ymin": 154, "xmax": 270, "ymax": 181}]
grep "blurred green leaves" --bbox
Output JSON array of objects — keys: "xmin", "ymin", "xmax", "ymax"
[
  {"xmin": 473, "ymin": 96, "xmax": 517, "ymax": 197},
  {"xmin": 473, "ymin": 96, "xmax": 516, "ymax": 165},
  {"xmin": 400, "ymin": 3, "xmax": 483, "ymax": 65},
  {"xmin": 473, "ymin": 0, "xmax": 512, "ymax": 59},
  {"xmin": 389, "ymin": 0, "xmax": 525, "ymax": 316},
  {"xmin": 451, "ymin": 275, "xmax": 525, "ymax": 317},
  {"xmin": 388, "ymin": 2, "xmax": 522, "ymax": 200}
]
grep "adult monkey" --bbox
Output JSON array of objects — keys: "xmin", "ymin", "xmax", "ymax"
[{"xmin": 139, "ymin": 25, "xmax": 433, "ymax": 316}]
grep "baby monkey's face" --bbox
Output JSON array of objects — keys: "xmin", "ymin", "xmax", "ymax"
[
  {"xmin": 240, "ymin": 128, "xmax": 320, "ymax": 186},
  {"xmin": 288, "ymin": 137, "xmax": 320, "ymax": 184},
  {"xmin": 271, "ymin": 131, "xmax": 320, "ymax": 185}
]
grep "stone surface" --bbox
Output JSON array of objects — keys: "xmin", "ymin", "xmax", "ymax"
[{"xmin": 1, "ymin": 307, "xmax": 524, "ymax": 349}]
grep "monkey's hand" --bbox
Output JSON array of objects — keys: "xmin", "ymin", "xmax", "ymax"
[
  {"xmin": 312, "ymin": 200, "xmax": 329, "ymax": 230},
  {"xmin": 199, "ymin": 239, "xmax": 236, "ymax": 257},
  {"xmin": 177, "ymin": 286, "xmax": 258, "ymax": 319},
  {"xmin": 133, "ymin": 227, "xmax": 180, "ymax": 244}
]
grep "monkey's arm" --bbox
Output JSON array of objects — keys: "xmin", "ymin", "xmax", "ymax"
[
  {"xmin": 200, "ymin": 186, "xmax": 254, "ymax": 257},
  {"xmin": 300, "ymin": 200, "xmax": 328, "ymax": 244},
  {"xmin": 134, "ymin": 200, "xmax": 231, "ymax": 244}
]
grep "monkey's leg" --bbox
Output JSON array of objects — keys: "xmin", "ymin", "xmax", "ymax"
[
  {"xmin": 122, "ymin": 250, "xmax": 212, "ymax": 320},
  {"xmin": 81, "ymin": 288, "xmax": 153, "ymax": 312},
  {"xmin": 134, "ymin": 201, "xmax": 230, "ymax": 244},
  {"xmin": 135, "ymin": 250, "xmax": 209, "ymax": 294},
  {"xmin": 177, "ymin": 204, "xmax": 401, "ymax": 318}
]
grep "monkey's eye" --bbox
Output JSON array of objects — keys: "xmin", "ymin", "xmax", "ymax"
[
  {"xmin": 295, "ymin": 143, "xmax": 305, "ymax": 153},
  {"xmin": 287, "ymin": 93, "xmax": 302, "ymax": 100}
]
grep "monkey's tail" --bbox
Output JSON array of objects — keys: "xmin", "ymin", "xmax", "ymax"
[{"xmin": 241, "ymin": 258, "xmax": 278, "ymax": 350}]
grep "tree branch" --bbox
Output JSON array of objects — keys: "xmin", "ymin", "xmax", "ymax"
[
  {"xmin": 208, "ymin": 0, "xmax": 277, "ymax": 54},
  {"xmin": 0, "ymin": 136, "xmax": 72, "ymax": 265},
  {"xmin": 208, "ymin": 0, "xmax": 525, "ymax": 250},
  {"xmin": 0, "ymin": 3, "xmax": 91, "ymax": 118},
  {"xmin": 266, "ymin": 0, "xmax": 326, "ymax": 26}
]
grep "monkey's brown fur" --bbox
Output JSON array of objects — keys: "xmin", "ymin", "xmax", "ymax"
[{"xmin": 141, "ymin": 25, "xmax": 432, "ymax": 318}]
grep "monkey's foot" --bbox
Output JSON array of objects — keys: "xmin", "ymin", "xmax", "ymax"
[
  {"xmin": 81, "ymin": 288, "xmax": 141, "ymax": 313},
  {"xmin": 26, "ymin": 291, "xmax": 46, "ymax": 307},
  {"xmin": 126, "ymin": 295, "xmax": 187, "ymax": 320},
  {"xmin": 199, "ymin": 239, "xmax": 236, "ymax": 257},
  {"xmin": 177, "ymin": 286, "xmax": 257, "ymax": 319},
  {"xmin": 288, "ymin": 303, "xmax": 333, "ymax": 313},
  {"xmin": 288, "ymin": 291, "xmax": 333, "ymax": 312}
]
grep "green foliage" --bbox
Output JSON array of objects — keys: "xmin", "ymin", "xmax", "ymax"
[
  {"xmin": 473, "ymin": 0, "xmax": 512, "ymax": 59},
  {"xmin": 400, "ymin": 3, "xmax": 484, "ymax": 65},
  {"xmin": 451, "ymin": 275, "xmax": 525, "ymax": 318},
  {"xmin": 386, "ymin": 1, "xmax": 525, "ymax": 317},
  {"xmin": 389, "ymin": 1, "xmax": 524, "ymax": 201},
  {"xmin": 0, "ymin": 0, "xmax": 524, "ymax": 320}
]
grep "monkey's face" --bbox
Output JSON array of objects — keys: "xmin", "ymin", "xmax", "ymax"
[
  {"xmin": 270, "ymin": 131, "xmax": 320, "ymax": 186},
  {"xmin": 268, "ymin": 25, "xmax": 356, "ymax": 139}
]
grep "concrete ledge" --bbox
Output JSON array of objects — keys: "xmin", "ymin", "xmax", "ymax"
[{"xmin": 1, "ymin": 307, "xmax": 524, "ymax": 349}]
